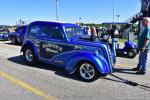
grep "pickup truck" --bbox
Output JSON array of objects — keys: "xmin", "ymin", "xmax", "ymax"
[
  {"xmin": 21, "ymin": 21, "xmax": 116, "ymax": 82},
  {"xmin": 9, "ymin": 25, "xmax": 27, "ymax": 44}
]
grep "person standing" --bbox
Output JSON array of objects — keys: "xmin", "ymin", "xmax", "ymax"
[
  {"xmin": 90, "ymin": 27, "xmax": 97, "ymax": 41},
  {"xmin": 109, "ymin": 25, "xmax": 119, "ymax": 56},
  {"xmin": 133, "ymin": 17, "xmax": 150, "ymax": 74},
  {"xmin": 110, "ymin": 25, "xmax": 119, "ymax": 39}
]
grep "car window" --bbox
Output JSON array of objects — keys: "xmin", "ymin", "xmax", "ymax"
[
  {"xmin": 15, "ymin": 27, "xmax": 21, "ymax": 33},
  {"xmin": 42, "ymin": 25, "xmax": 64, "ymax": 40},
  {"xmin": 65, "ymin": 27, "xmax": 84, "ymax": 38},
  {"xmin": 28, "ymin": 25, "xmax": 42, "ymax": 37}
]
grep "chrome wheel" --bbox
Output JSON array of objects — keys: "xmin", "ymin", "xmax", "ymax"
[
  {"xmin": 79, "ymin": 63, "xmax": 95, "ymax": 80},
  {"xmin": 25, "ymin": 50, "xmax": 33, "ymax": 62},
  {"xmin": 23, "ymin": 46, "xmax": 38, "ymax": 65}
]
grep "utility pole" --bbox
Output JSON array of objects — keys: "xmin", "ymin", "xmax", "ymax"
[
  {"xmin": 113, "ymin": 0, "xmax": 115, "ymax": 23},
  {"xmin": 53, "ymin": 0, "xmax": 59, "ymax": 21}
]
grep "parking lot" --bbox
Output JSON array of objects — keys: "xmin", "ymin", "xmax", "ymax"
[{"xmin": 0, "ymin": 41, "xmax": 150, "ymax": 100}]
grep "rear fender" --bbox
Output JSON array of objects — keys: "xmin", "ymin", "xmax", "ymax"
[{"xmin": 21, "ymin": 41, "xmax": 38, "ymax": 59}]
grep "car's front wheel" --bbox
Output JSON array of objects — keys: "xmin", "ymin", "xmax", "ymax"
[
  {"xmin": 23, "ymin": 46, "xmax": 38, "ymax": 65},
  {"xmin": 78, "ymin": 61, "xmax": 99, "ymax": 82}
]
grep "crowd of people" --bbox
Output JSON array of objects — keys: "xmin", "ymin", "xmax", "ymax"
[
  {"xmin": 80, "ymin": 17, "xmax": 150, "ymax": 75},
  {"xmin": 82, "ymin": 25, "xmax": 120, "ymax": 42}
]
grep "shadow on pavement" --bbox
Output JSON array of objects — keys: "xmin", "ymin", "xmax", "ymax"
[
  {"xmin": 7, "ymin": 55, "xmax": 83, "ymax": 82},
  {"xmin": 4, "ymin": 42, "xmax": 22, "ymax": 46},
  {"xmin": 104, "ymin": 74, "xmax": 150, "ymax": 92},
  {"xmin": 113, "ymin": 68, "xmax": 137, "ymax": 75},
  {"xmin": 8, "ymin": 55, "xmax": 26, "ymax": 65},
  {"xmin": 0, "ymin": 40, "xmax": 9, "ymax": 42},
  {"xmin": 117, "ymin": 55, "xmax": 133, "ymax": 59}
]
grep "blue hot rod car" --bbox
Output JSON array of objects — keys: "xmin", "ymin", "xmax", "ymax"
[
  {"xmin": 21, "ymin": 21, "xmax": 115, "ymax": 81},
  {"xmin": 9, "ymin": 25, "xmax": 27, "ymax": 44}
]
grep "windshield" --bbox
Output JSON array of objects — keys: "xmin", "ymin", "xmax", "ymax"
[{"xmin": 65, "ymin": 27, "xmax": 85, "ymax": 38}]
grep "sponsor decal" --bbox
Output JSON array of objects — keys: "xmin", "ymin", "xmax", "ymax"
[{"xmin": 42, "ymin": 43, "xmax": 63, "ymax": 53}]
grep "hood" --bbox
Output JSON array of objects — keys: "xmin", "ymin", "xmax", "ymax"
[{"xmin": 69, "ymin": 36, "xmax": 109, "ymax": 49}]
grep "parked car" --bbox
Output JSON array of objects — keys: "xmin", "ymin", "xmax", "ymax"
[
  {"xmin": 9, "ymin": 25, "xmax": 27, "ymax": 44},
  {"xmin": 21, "ymin": 21, "xmax": 115, "ymax": 82},
  {"xmin": 0, "ymin": 33, "xmax": 9, "ymax": 41}
]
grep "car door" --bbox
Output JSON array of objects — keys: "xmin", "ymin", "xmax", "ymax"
[
  {"xmin": 39, "ymin": 24, "xmax": 74, "ymax": 62},
  {"xmin": 27, "ymin": 24, "xmax": 43, "ymax": 55}
]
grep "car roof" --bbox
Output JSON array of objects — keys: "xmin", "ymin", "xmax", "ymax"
[
  {"xmin": 30, "ymin": 21, "xmax": 79, "ymax": 27},
  {"xmin": 17, "ymin": 25, "xmax": 28, "ymax": 29}
]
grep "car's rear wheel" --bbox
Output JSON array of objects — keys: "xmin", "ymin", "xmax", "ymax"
[
  {"xmin": 127, "ymin": 49, "xmax": 137, "ymax": 58},
  {"xmin": 78, "ymin": 61, "xmax": 99, "ymax": 82},
  {"xmin": 11, "ymin": 37, "xmax": 17, "ymax": 44},
  {"xmin": 23, "ymin": 46, "xmax": 38, "ymax": 65}
]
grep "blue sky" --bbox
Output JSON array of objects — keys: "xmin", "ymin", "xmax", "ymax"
[{"xmin": 0, "ymin": 0, "xmax": 141, "ymax": 25}]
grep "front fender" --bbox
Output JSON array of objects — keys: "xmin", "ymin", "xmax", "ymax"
[{"xmin": 65, "ymin": 52, "xmax": 111, "ymax": 74}]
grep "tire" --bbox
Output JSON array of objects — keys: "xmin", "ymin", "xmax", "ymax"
[
  {"xmin": 116, "ymin": 49, "xmax": 123, "ymax": 56},
  {"xmin": 77, "ymin": 61, "xmax": 99, "ymax": 82},
  {"xmin": 11, "ymin": 37, "xmax": 17, "ymax": 45},
  {"xmin": 127, "ymin": 49, "xmax": 137, "ymax": 58},
  {"xmin": 23, "ymin": 46, "xmax": 38, "ymax": 65}
]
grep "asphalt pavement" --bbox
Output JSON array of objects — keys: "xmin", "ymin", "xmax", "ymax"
[{"xmin": 0, "ymin": 41, "xmax": 150, "ymax": 100}]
